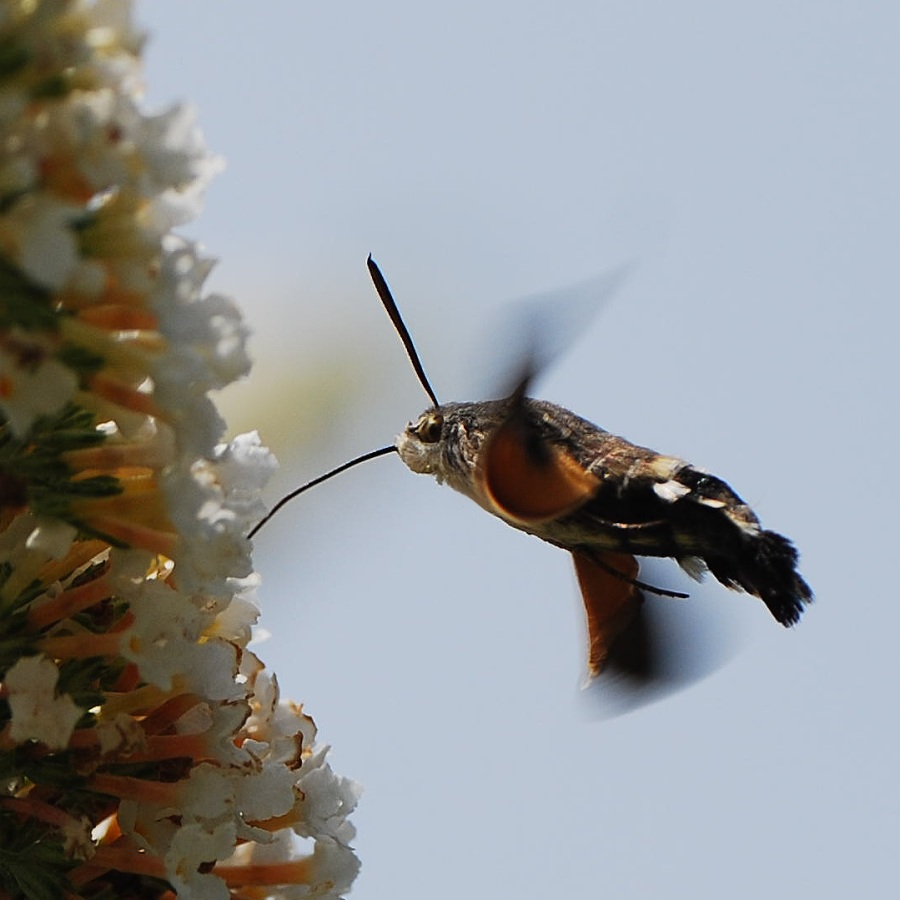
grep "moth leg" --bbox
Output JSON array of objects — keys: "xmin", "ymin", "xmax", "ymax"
[
  {"xmin": 583, "ymin": 517, "xmax": 668, "ymax": 531},
  {"xmin": 579, "ymin": 546, "xmax": 689, "ymax": 599}
]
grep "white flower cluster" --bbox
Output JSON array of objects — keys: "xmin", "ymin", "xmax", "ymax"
[{"xmin": 0, "ymin": 2, "xmax": 359, "ymax": 897}]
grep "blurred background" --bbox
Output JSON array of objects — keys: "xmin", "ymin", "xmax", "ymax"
[{"xmin": 140, "ymin": 3, "xmax": 898, "ymax": 898}]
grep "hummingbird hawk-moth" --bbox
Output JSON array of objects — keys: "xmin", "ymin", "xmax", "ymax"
[{"xmin": 252, "ymin": 257, "xmax": 812, "ymax": 680}]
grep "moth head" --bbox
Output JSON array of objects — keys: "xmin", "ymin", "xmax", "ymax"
[
  {"xmin": 395, "ymin": 400, "xmax": 502, "ymax": 500},
  {"xmin": 395, "ymin": 408, "xmax": 446, "ymax": 476},
  {"xmin": 409, "ymin": 410, "xmax": 445, "ymax": 443}
]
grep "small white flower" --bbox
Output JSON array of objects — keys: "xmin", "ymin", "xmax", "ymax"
[
  {"xmin": 0, "ymin": 196, "xmax": 81, "ymax": 289},
  {"xmin": 293, "ymin": 748, "xmax": 362, "ymax": 847},
  {"xmin": 246, "ymin": 834, "xmax": 362, "ymax": 900},
  {"xmin": 152, "ymin": 240, "xmax": 252, "ymax": 395},
  {"xmin": 0, "ymin": 514, "xmax": 56, "ymax": 572},
  {"xmin": 25, "ymin": 518, "xmax": 78, "ymax": 559},
  {"xmin": 139, "ymin": 104, "xmax": 224, "ymax": 197},
  {"xmin": 95, "ymin": 713, "xmax": 147, "ymax": 757},
  {"xmin": 165, "ymin": 821, "xmax": 235, "ymax": 900},
  {"xmin": 179, "ymin": 763, "xmax": 238, "ymax": 822},
  {"xmin": 234, "ymin": 761, "xmax": 299, "ymax": 823},
  {"xmin": 172, "ymin": 700, "xmax": 252, "ymax": 769},
  {"xmin": 161, "ymin": 436, "xmax": 276, "ymax": 596},
  {"xmin": 217, "ymin": 431, "xmax": 278, "ymax": 498},
  {"xmin": 0, "ymin": 337, "xmax": 78, "ymax": 436},
  {"xmin": 5, "ymin": 655, "xmax": 82, "ymax": 750},
  {"xmin": 303, "ymin": 837, "xmax": 363, "ymax": 900},
  {"xmin": 177, "ymin": 639, "xmax": 246, "ymax": 703},
  {"xmin": 205, "ymin": 575, "xmax": 261, "ymax": 643},
  {"xmin": 244, "ymin": 667, "xmax": 317, "ymax": 766}
]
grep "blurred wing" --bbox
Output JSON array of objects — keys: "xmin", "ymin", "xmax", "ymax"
[
  {"xmin": 475, "ymin": 262, "xmax": 634, "ymax": 398},
  {"xmin": 572, "ymin": 550, "xmax": 644, "ymax": 677},
  {"xmin": 477, "ymin": 377, "xmax": 600, "ymax": 523},
  {"xmin": 578, "ymin": 557, "xmax": 743, "ymax": 720}
]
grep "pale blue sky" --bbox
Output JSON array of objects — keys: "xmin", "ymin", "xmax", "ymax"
[{"xmin": 142, "ymin": 3, "xmax": 898, "ymax": 897}]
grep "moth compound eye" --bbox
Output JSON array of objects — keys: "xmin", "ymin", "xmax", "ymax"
[{"xmin": 413, "ymin": 412, "xmax": 444, "ymax": 443}]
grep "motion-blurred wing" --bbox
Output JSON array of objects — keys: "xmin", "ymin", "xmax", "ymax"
[
  {"xmin": 572, "ymin": 550, "xmax": 644, "ymax": 677},
  {"xmin": 476, "ymin": 373, "xmax": 601, "ymax": 524}
]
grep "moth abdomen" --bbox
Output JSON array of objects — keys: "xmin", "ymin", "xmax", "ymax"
[
  {"xmin": 704, "ymin": 528, "xmax": 811, "ymax": 626},
  {"xmin": 546, "ymin": 456, "xmax": 812, "ymax": 626},
  {"xmin": 665, "ymin": 467, "xmax": 812, "ymax": 625}
]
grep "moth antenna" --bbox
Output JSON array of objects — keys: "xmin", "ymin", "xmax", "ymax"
[
  {"xmin": 586, "ymin": 550, "xmax": 690, "ymax": 599},
  {"xmin": 249, "ymin": 445, "xmax": 397, "ymax": 539},
  {"xmin": 367, "ymin": 255, "xmax": 440, "ymax": 408}
]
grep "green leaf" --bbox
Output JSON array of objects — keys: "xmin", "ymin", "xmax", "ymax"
[
  {"xmin": 0, "ymin": 38, "xmax": 29, "ymax": 80},
  {"xmin": 0, "ymin": 257, "xmax": 56, "ymax": 332}
]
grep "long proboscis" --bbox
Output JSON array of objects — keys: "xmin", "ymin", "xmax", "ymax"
[
  {"xmin": 248, "ymin": 445, "xmax": 397, "ymax": 539},
  {"xmin": 367, "ymin": 255, "xmax": 440, "ymax": 408}
]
